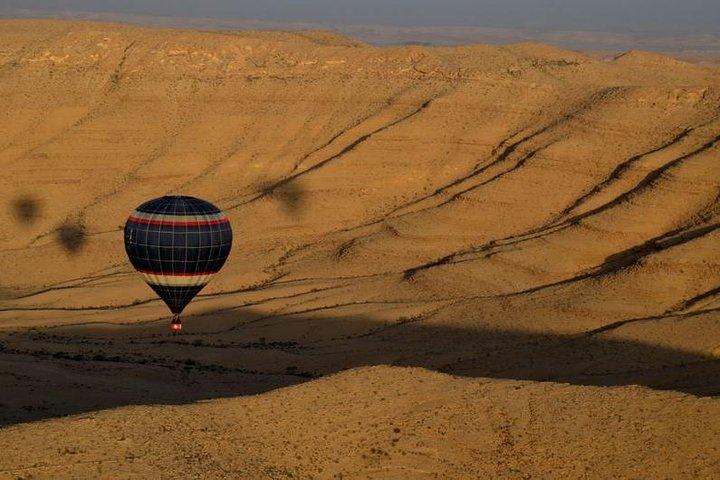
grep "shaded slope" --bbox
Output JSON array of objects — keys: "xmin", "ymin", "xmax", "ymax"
[{"xmin": 1, "ymin": 366, "xmax": 719, "ymax": 479}]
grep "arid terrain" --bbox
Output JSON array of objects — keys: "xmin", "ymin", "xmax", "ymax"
[
  {"xmin": 0, "ymin": 19, "xmax": 719, "ymax": 479},
  {"xmin": 4, "ymin": 8, "xmax": 720, "ymax": 55}
]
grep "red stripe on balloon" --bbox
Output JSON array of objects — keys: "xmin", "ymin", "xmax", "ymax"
[{"xmin": 127, "ymin": 216, "xmax": 229, "ymax": 227}]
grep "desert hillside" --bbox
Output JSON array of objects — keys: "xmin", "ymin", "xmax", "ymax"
[
  {"xmin": 2, "ymin": 366, "xmax": 719, "ymax": 479},
  {"xmin": 0, "ymin": 20, "xmax": 719, "ymax": 478}
]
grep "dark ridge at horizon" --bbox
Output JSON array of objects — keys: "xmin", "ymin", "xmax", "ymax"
[
  {"xmin": 1, "ymin": 1, "xmax": 719, "ymax": 33},
  {"xmin": 2, "ymin": 8, "xmax": 720, "ymax": 54}
]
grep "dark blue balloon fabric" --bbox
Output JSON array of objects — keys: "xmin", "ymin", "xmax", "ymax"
[{"xmin": 124, "ymin": 196, "xmax": 232, "ymax": 314}]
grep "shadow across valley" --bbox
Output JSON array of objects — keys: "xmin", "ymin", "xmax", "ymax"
[{"xmin": 0, "ymin": 306, "xmax": 718, "ymax": 426}]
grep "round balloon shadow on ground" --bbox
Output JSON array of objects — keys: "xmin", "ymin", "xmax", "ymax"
[
  {"xmin": 10, "ymin": 195, "xmax": 42, "ymax": 225},
  {"xmin": 273, "ymin": 184, "xmax": 306, "ymax": 217},
  {"xmin": 57, "ymin": 221, "xmax": 87, "ymax": 254}
]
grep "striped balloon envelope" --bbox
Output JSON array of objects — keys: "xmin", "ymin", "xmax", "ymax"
[{"xmin": 124, "ymin": 196, "xmax": 233, "ymax": 330}]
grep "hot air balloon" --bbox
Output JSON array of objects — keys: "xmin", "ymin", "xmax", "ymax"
[{"xmin": 124, "ymin": 196, "xmax": 232, "ymax": 330}]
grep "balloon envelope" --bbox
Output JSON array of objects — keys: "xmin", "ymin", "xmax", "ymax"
[{"xmin": 124, "ymin": 196, "xmax": 232, "ymax": 314}]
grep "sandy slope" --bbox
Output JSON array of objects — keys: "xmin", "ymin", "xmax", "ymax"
[
  {"xmin": 2, "ymin": 366, "xmax": 719, "ymax": 479},
  {"xmin": 0, "ymin": 20, "xmax": 719, "ymax": 478}
]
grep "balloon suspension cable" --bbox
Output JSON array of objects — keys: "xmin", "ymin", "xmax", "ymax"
[{"xmin": 170, "ymin": 314, "xmax": 182, "ymax": 332}]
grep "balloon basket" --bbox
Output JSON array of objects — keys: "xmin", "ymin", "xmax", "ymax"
[{"xmin": 170, "ymin": 315, "xmax": 182, "ymax": 332}]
